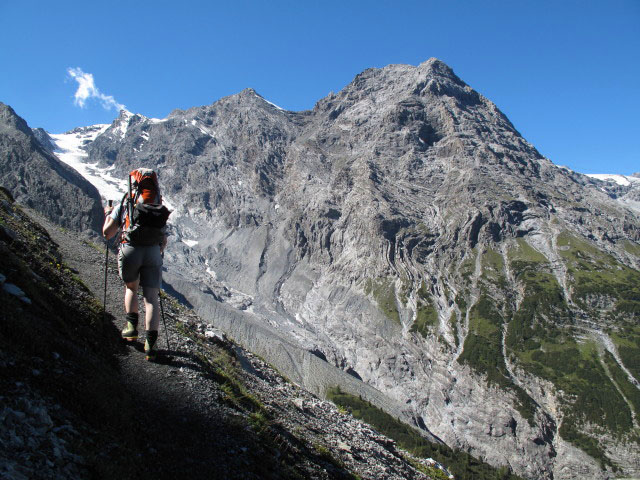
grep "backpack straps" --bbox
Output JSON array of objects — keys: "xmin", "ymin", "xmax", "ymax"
[
  {"xmin": 128, "ymin": 173, "xmax": 134, "ymax": 224},
  {"xmin": 116, "ymin": 192, "xmax": 129, "ymax": 244}
]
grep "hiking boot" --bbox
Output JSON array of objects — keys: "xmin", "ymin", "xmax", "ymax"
[
  {"xmin": 145, "ymin": 330, "xmax": 159, "ymax": 361},
  {"xmin": 121, "ymin": 313, "xmax": 139, "ymax": 341}
]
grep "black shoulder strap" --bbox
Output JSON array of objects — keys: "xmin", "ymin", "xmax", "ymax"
[{"xmin": 118, "ymin": 192, "xmax": 128, "ymax": 226}]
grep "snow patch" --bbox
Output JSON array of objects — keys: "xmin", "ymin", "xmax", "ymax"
[
  {"xmin": 587, "ymin": 174, "xmax": 640, "ymax": 187},
  {"xmin": 114, "ymin": 111, "xmax": 134, "ymax": 139},
  {"xmin": 190, "ymin": 119, "xmax": 213, "ymax": 137},
  {"xmin": 182, "ymin": 239, "xmax": 199, "ymax": 247},
  {"xmin": 254, "ymin": 92, "xmax": 284, "ymax": 111},
  {"xmin": 160, "ymin": 194, "xmax": 176, "ymax": 213},
  {"xmin": 50, "ymin": 127, "xmax": 127, "ymax": 202},
  {"xmin": 204, "ymin": 260, "xmax": 217, "ymax": 280}
]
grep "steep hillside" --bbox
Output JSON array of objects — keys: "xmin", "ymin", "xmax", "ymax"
[
  {"xmin": 38, "ymin": 58, "xmax": 640, "ymax": 479},
  {"xmin": 0, "ymin": 103, "xmax": 103, "ymax": 234}
]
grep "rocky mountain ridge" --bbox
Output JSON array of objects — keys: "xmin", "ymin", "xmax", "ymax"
[
  {"xmin": 12, "ymin": 58, "xmax": 640, "ymax": 479},
  {"xmin": 0, "ymin": 103, "xmax": 103, "ymax": 235}
]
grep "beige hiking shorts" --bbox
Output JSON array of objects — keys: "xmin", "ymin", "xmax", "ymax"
[{"xmin": 118, "ymin": 244, "xmax": 163, "ymax": 288}]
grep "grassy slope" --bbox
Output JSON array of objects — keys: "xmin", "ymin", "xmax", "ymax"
[
  {"xmin": 327, "ymin": 387, "xmax": 524, "ymax": 480},
  {"xmin": 453, "ymin": 236, "xmax": 640, "ymax": 469}
]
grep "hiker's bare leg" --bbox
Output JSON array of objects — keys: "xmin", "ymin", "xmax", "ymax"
[
  {"xmin": 142, "ymin": 286, "xmax": 160, "ymax": 331},
  {"xmin": 124, "ymin": 280, "xmax": 139, "ymax": 314}
]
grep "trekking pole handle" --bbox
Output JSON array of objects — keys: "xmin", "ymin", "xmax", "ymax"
[
  {"xmin": 104, "ymin": 199, "xmax": 114, "ymax": 217},
  {"xmin": 104, "ymin": 199, "xmax": 114, "ymax": 219}
]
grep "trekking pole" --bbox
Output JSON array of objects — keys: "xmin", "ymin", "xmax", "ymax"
[
  {"xmin": 102, "ymin": 200, "xmax": 113, "ymax": 323},
  {"xmin": 159, "ymin": 289, "xmax": 171, "ymax": 351}
]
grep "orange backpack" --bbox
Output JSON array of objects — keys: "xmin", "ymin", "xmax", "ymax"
[{"xmin": 120, "ymin": 168, "xmax": 170, "ymax": 246}]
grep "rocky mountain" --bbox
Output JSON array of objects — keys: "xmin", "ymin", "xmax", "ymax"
[
  {"xmin": 31, "ymin": 127, "xmax": 57, "ymax": 154},
  {"xmin": 24, "ymin": 58, "xmax": 640, "ymax": 479},
  {"xmin": 0, "ymin": 103, "xmax": 103, "ymax": 234}
]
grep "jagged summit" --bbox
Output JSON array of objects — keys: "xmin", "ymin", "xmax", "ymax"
[
  {"xmin": 62, "ymin": 124, "xmax": 110, "ymax": 136},
  {"xmin": 418, "ymin": 57, "xmax": 456, "ymax": 74},
  {"xmin": 0, "ymin": 102, "xmax": 33, "ymax": 136},
  {"xmin": 31, "ymin": 127, "xmax": 57, "ymax": 154}
]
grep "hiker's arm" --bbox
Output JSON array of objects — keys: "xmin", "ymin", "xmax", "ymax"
[{"xmin": 103, "ymin": 216, "xmax": 119, "ymax": 240}]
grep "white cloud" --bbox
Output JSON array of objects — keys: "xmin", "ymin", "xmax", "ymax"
[{"xmin": 67, "ymin": 67, "xmax": 127, "ymax": 112}]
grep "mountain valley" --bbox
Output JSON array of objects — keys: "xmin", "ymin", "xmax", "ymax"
[{"xmin": 2, "ymin": 57, "xmax": 639, "ymax": 479}]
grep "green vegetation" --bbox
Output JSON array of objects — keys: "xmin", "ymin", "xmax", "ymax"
[
  {"xmin": 176, "ymin": 322, "xmax": 266, "ymax": 414},
  {"xmin": 311, "ymin": 442, "xmax": 361, "ymax": 480},
  {"xmin": 454, "ymin": 248, "xmax": 538, "ymax": 425},
  {"xmin": 557, "ymin": 232, "xmax": 640, "ymax": 319},
  {"xmin": 458, "ymin": 292, "xmax": 537, "ymax": 426},
  {"xmin": 504, "ymin": 237, "xmax": 636, "ymax": 463},
  {"xmin": 482, "ymin": 248, "xmax": 507, "ymax": 289},
  {"xmin": 507, "ymin": 238, "xmax": 548, "ymax": 263},
  {"xmin": 611, "ymin": 326, "xmax": 640, "ymax": 381},
  {"xmin": 248, "ymin": 410, "xmax": 271, "ymax": 434},
  {"xmin": 364, "ymin": 278, "xmax": 401, "ymax": 325},
  {"xmin": 405, "ymin": 457, "xmax": 451, "ymax": 480},
  {"xmin": 560, "ymin": 342, "xmax": 632, "ymax": 434},
  {"xmin": 559, "ymin": 421, "xmax": 616, "ymax": 470},
  {"xmin": 411, "ymin": 302, "xmax": 438, "ymax": 337},
  {"xmin": 449, "ymin": 312, "xmax": 460, "ymax": 348},
  {"xmin": 455, "ymin": 292, "xmax": 468, "ymax": 313},
  {"xmin": 398, "ymin": 276, "xmax": 411, "ymax": 306},
  {"xmin": 455, "ymin": 253, "xmax": 475, "ymax": 315},
  {"xmin": 459, "ymin": 250, "xmax": 477, "ymax": 285},
  {"xmin": 411, "ymin": 282, "xmax": 438, "ymax": 337},
  {"xmin": 326, "ymin": 387, "xmax": 524, "ymax": 480},
  {"xmin": 506, "ymin": 239, "xmax": 569, "ymax": 357},
  {"xmin": 623, "ymin": 240, "xmax": 640, "ymax": 257},
  {"xmin": 458, "ymin": 294, "xmax": 504, "ymax": 383},
  {"xmin": 603, "ymin": 350, "xmax": 640, "ymax": 418},
  {"xmin": 454, "ymin": 239, "xmax": 636, "ymax": 461}
]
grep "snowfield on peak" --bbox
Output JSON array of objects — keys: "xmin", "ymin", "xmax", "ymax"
[
  {"xmin": 49, "ymin": 126, "xmax": 127, "ymax": 202},
  {"xmin": 50, "ymin": 123, "xmax": 177, "ymax": 213},
  {"xmin": 586, "ymin": 173, "xmax": 640, "ymax": 186}
]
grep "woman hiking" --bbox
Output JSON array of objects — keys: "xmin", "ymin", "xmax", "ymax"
[{"xmin": 102, "ymin": 168, "xmax": 169, "ymax": 361}]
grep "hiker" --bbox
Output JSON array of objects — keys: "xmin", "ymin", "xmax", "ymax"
[{"xmin": 102, "ymin": 168, "xmax": 170, "ymax": 361}]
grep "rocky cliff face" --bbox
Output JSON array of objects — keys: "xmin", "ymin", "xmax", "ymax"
[
  {"xmin": 0, "ymin": 103, "xmax": 103, "ymax": 234},
  {"xmin": 52, "ymin": 59, "xmax": 640, "ymax": 479}
]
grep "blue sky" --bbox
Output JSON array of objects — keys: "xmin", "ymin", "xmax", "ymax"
[{"xmin": 1, "ymin": 0, "xmax": 638, "ymax": 174}]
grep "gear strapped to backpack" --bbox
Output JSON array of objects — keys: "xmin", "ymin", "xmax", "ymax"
[{"xmin": 119, "ymin": 168, "xmax": 170, "ymax": 246}]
